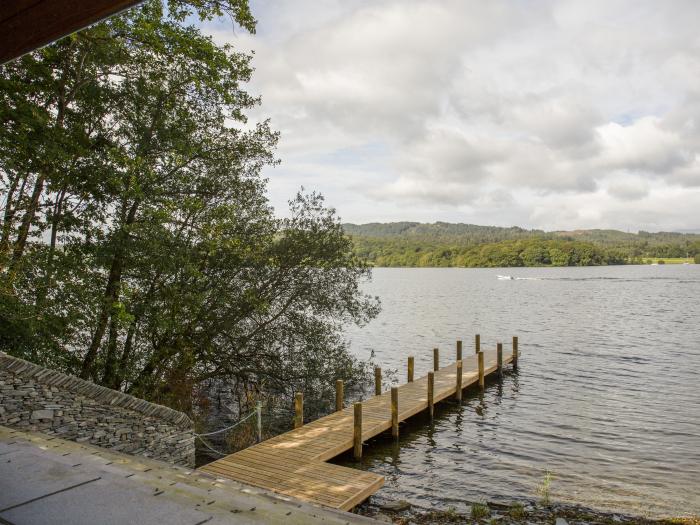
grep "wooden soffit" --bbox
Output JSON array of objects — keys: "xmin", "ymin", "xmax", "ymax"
[{"xmin": 0, "ymin": 0, "xmax": 144, "ymax": 64}]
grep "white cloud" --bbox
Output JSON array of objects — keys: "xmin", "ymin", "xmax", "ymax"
[
  {"xmin": 595, "ymin": 117, "xmax": 688, "ymax": 174},
  {"xmin": 202, "ymin": 0, "xmax": 700, "ymax": 231}
]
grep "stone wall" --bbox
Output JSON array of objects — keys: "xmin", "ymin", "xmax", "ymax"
[{"xmin": 0, "ymin": 352, "xmax": 194, "ymax": 466}]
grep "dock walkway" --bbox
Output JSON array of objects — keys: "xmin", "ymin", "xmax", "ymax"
[{"xmin": 201, "ymin": 346, "xmax": 515, "ymax": 511}]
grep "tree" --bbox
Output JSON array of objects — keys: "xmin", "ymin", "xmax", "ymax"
[
  {"xmin": 0, "ymin": 1, "xmax": 379, "ymax": 424},
  {"xmin": 520, "ymin": 241, "xmax": 550, "ymax": 266}
]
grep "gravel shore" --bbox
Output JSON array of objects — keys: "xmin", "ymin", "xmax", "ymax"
[{"xmin": 356, "ymin": 498, "xmax": 699, "ymax": 525}]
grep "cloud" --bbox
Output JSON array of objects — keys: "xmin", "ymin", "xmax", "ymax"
[
  {"xmin": 606, "ymin": 177, "xmax": 650, "ymax": 201},
  {"xmin": 202, "ymin": 0, "xmax": 700, "ymax": 231},
  {"xmin": 595, "ymin": 117, "xmax": 688, "ymax": 174}
]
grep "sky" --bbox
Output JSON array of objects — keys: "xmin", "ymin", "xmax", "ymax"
[{"xmin": 202, "ymin": 0, "xmax": 700, "ymax": 232}]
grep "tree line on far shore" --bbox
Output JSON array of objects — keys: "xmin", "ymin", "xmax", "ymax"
[{"xmin": 345, "ymin": 223, "xmax": 700, "ymax": 267}]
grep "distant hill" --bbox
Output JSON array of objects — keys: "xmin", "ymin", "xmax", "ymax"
[
  {"xmin": 342, "ymin": 222, "xmax": 545, "ymax": 242},
  {"xmin": 342, "ymin": 222, "xmax": 700, "ymax": 267}
]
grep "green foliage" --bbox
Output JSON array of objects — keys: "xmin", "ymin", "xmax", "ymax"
[
  {"xmin": 344, "ymin": 223, "xmax": 700, "ymax": 267},
  {"xmin": 695, "ymin": 254, "xmax": 700, "ymax": 264},
  {"xmin": 351, "ymin": 237, "xmax": 627, "ymax": 268},
  {"xmin": 0, "ymin": 1, "xmax": 379, "ymax": 421},
  {"xmin": 536, "ymin": 470, "xmax": 553, "ymax": 506},
  {"xmin": 471, "ymin": 502, "xmax": 490, "ymax": 520}
]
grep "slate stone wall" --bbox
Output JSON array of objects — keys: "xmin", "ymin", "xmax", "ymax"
[{"xmin": 0, "ymin": 352, "xmax": 194, "ymax": 466}]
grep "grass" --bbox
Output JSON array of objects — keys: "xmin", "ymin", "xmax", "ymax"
[
  {"xmin": 508, "ymin": 503, "xmax": 526, "ymax": 519},
  {"xmin": 471, "ymin": 502, "xmax": 490, "ymax": 520},
  {"xmin": 536, "ymin": 470, "xmax": 553, "ymax": 506}
]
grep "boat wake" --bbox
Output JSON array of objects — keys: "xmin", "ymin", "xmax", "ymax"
[{"xmin": 497, "ymin": 275, "xmax": 542, "ymax": 281}]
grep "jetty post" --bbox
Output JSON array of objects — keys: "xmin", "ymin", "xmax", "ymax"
[
  {"xmin": 294, "ymin": 392, "xmax": 304, "ymax": 428},
  {"xmin": 433, "ymin": 347, "xmax": 439, "ymax": 371},
  {"xmin": 513, "ymin": 336, "xmax": 519, "ymax": 369},
  {"xmin": 375, "ymin": 367, "xmax": 382, "ymax": 396},
  {"xmin": 428, "ymin": 371, "xmax": 435, "ymax": 419},
  {"xmin": 455, "ymin": 359, "xmax": 463, "ymax": 402},
  {"xmin": 478, "ymin": 352, "xmax": 485, "ymax": 389},
  {"xmin": 497, "ymin": 342, "xmax": 503, "ymax": 377},
  {"xmin": 200, "ymin": 334, "xmax": 523, "ymax": 511},
  {"xmin": 353, "ymin": 402, "xmax": 363, "ymax": 460},
  {"xmin": 456, "ymin": 340, "xmax": 462, "ymax": 361},
  {"xmin": 335, "ymin": 380, "xmax": 344, "ymax": 412},
  {"xmin": 391, "ymin": 387, "xmax": 399, "ymax": 439},
  {"xmin": 475, "ymin": 333, "xmax": 481, "ymax": 353}
]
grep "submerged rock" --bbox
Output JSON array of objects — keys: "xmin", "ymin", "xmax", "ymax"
[{"xmin": 380, "ymin": 499, "xmax": 412, "ymax": 512}]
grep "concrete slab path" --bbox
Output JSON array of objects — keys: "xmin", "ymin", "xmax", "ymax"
[{"xmin": 0, "ymin": 426, "xmax": 378, "ymax": 525}]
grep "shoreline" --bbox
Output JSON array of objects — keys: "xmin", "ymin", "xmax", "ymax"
[
  {"xmin": 362, "ymin": 262, "xmax": 697, "ymax": 268},
  {"xmin": 356, "ymin": 498, "xmax": 699, "ymax": 525}
]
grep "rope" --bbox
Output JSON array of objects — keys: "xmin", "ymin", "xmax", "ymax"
[
  {"xmin": 195, "ymin": 435, "xmax": 228, "ymax": 457},
  {"xmin": 193, "ymin": 407, "xmax": 261, "ymax": 457},
  {"xmin": 159, "ymin": 407, "xmax": 259, "ymax": 444},
  {"xmin": 195, "ymin": 409, "xmax": 257, "ymax": 437}
]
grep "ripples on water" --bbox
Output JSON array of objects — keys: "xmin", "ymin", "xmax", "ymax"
[{"xmin": 340, "ymin": 266, "xmax": 700, "ymax": 517}]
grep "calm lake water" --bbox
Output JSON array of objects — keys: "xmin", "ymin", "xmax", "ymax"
[{"xmin": 341, "ymin": 265, "xmax": 700, "ymax": 517}]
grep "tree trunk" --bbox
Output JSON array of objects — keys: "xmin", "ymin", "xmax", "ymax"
[
  {"xmin": 0, "ymin": 171, "xmax": 24, "ymax": 258},
  {"xmin": 9, "ymin": 173, "xmax": 45, "ymax": 268},
  {"xmin": 79, "ymin": 199, "xmax": 139, "ymax": 379},
  {"xmin": 112, "ymin": 313, "xmax": 139, "ymax": 390},
  {"xmin": 101, "ymin": 312, "xmax": 120, "ymax": 387},
  {"xmin": 79, "ymin": 246, "xmax": 124, "ymax": 379}
]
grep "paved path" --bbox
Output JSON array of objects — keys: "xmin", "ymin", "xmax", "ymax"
[{"xmin": 0, "ymin": 426, "xmax": 378, "ymax": 525}]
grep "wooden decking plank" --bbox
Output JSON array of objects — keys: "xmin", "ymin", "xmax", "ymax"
[
  {"xmin": 337, "ymin": 475, "xmax": 387, "ymax": 511},
  {"xmin": 202, "ymin": 466, "xmax": 348, "ymax": 506},
  {"xmin": 209, "ymin": 459, "xmax": 383, "ymax": 505},
  {"xmin": 201, "ymin": 462, "xmax": 357, "ymax": 505},
  {"xmin": 201, "ymin": 346, "xmax": 512, "ymax": 511},
  {"xmin": 210, "ymin": 459, "xmax": 370, "ymax": 493},
  {"xmin": 228, "ymin": 451, "xmax": 377, "ymax": 486}
]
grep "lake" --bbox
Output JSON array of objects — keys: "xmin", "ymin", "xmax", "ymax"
[{"xmin": 341, "ymin": 265, "xmax": 700, "ymax": 517}]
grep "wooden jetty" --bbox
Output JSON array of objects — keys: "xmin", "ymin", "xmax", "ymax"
[{"xmin": 200, "ymin": 338, "xmax": 518, "ymax": 511}]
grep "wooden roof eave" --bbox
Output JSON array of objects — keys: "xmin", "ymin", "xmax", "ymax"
[{"xmin": 0, "ymin": 0, "xmax": 144, "ymax": 65}]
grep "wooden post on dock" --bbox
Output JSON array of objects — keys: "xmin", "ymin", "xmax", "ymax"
[
  {"xmin": 391, "ymin": 387, "xmax": 399, "ymax": 439},
  {"xmin": 475, "ymin": 334, "xmax": 481, "ymax": 354},
  {"xmin": 478, "ymin": 352, "xmax": 485, "ymax": 389},
  {"xmin": 335, "ymin": 380, "xmax": 344, "ymax": 412},
  {"xmin": 455, "ymin": 359, "xmax": 463, "ymax": 402},
  {"xmin": 294, "ymin": 392, "xmax": 304, "ymax": 428},
  {"xmin": 456, "ymin": 340, "xmax": 462, "ymax": 361},
  {"xmin": 374, "ymin": 367, "xmax": 382, "ymax": 396},
  {"xmin": 428, "ymin": 371, "xmax": 435, "ymax": 419},
  {"xmin": 497, "ymin": 342, "xmax": 503, "ymax": 377},
  {"xmin": 407, "ymin": 356, "xmax": 414, "ymax": 383},
  {"xmin": 513, "ymin": 336, "xmax": 519, "ymax": 369},
  {"xmin": 433, "ymin": 347, "xmax": 439, "ymax": 371},
  {"xmin": 353, "ymin": 402, "xmax": 362, "ymax": 460}
]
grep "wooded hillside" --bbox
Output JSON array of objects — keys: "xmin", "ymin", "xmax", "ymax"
[{"xmin": 343, "ymin": 223, "xmax": 700, "ymax": 267}]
